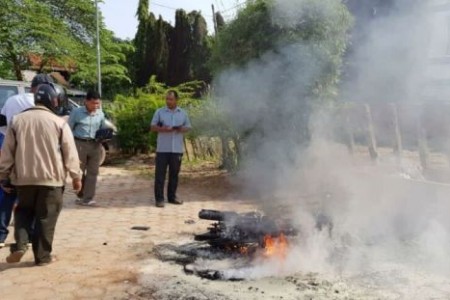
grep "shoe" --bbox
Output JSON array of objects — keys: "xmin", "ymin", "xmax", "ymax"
[
  {"xmin": 155, "ymin": 201, "xmax": 165, "ymax": 208},
  {"xmin": 0, "ymin": 242, "xmax": 5, "ymax": 248},
  {"xmin": 6, "ymin": 250, "xmax": 25, "ymax": 263},
  {"xmin": 36, "ymin": 256, "xmax": 57, "ymax": 267},
  {"xmin": 83, "ymin": 200, "xmax": 97, "ymax": 206},
  {"xmin": 169, "ymin": 199, "xmax": 183, "ymax": 205},
  {"xmin": 75, "ymin": 199, "xmax": 82, "ymax": 205},
  {"xmin": 77, "ymin": 200, "xmax": 97, "ymax": 207}
]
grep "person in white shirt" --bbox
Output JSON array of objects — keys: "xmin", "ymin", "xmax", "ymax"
[
  {"xmin": 0, "ymin": 74, "xmax": 54, "ymax": 131},
  {"xmin": 0, "ymin": 74, "xmax": 54, "ymax": 249}
]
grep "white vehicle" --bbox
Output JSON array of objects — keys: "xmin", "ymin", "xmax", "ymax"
[{"xmin": 0, "ymin": 79, "xmax": 116, "ymax": 165}]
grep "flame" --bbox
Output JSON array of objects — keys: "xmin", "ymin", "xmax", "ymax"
[
  {"xmin": 263, "ymin": 233, "xmax": 288, "ymax": 259},
  {"xmin": 239, "ymin": 246, "xmax": 249, "ymax": 255}
]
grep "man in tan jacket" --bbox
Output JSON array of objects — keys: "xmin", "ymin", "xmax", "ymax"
[{"xmin": 0, "ymin": 83, "xmax": 81, "ymax": 266}]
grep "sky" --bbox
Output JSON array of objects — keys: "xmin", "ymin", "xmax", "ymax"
[{"xmin": 99, "ymin": 0, "xmax": 243, "ymax": 40}]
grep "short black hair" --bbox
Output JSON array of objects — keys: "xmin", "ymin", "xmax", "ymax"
[
  {"xmin": 86, "ymin": 90, "xmax": 101, "ymax": 100},
  {"xmin": 166, "ymin": 90, "xmax": 179, "ymax": 99}
]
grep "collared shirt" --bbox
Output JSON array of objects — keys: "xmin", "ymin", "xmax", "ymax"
[
  {"xmin": 151, "ymin": 106, "xmax": 191, "ymax": 153},
  {"xmin": 0, "ymin": 93, "xmax": 35, "ymax": 135},
  {"xmin": 68, "ymin": 106, "xmax": 105, "ymax": 140}
]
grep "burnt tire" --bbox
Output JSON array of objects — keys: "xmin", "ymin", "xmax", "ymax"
[{"xmin": 194, "ymin": 232, "xmax": 221, "ymax": 241}]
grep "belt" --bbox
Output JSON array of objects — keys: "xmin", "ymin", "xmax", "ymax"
[{"xmin": 75, "ymin": 137, "xmax": 96, "ymax": 142}]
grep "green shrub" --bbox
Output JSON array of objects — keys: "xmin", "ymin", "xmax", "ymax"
[
  {"xmin": 109, "ymin": 91, "xmax": 164, "ymax": 153},
  {"xmin": 108, "ymin": 77, "xmax": 203, "ymax": 153}
]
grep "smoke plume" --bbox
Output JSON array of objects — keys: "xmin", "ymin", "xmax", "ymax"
[{"xmin": 214, "ymin": 0, "xmax": 450, "ymax": 293}]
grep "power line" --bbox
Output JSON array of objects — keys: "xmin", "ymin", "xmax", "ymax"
[
  {"xmin": 151, "ymin": 1, "xmax": 178, "ymax": 11},
  {"xmin": 215, "ymin": 0, "xmax": 227, "ymax": 12},
  {"xmin": 152, "ymin": 0, "xmax": 245, "ymax": 16},
  {"xmin": 151, "ymin": 1, "xmax": 212, "ymax": 17},
  {"xmin": 220, "ymin": 1, "xmax": 248, "ymax": 13},
  {"xmin": 150, "ymin": 0, "xmax": 246, "ymax": 16}
]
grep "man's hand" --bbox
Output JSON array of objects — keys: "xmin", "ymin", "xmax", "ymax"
[
  {"xmin": 1, "ymin": 184, "xmax": 13, "ymax": 194},
  {"xmin": 72, "ymin": 178, "xmax": 82, "ymax": 192},
  {"xmin": 161, "ymin": 126, "xmax": 173, "ymax": 133},
  {"xmin": 150, "ymin": 125, "xmax": 173, "ymax": 133},
  {"xmin": 175, "ymin": 127, "xmax": 190, "ymax": 133}
]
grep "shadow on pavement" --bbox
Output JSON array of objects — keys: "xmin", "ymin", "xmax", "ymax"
[{"xmin": 0, "ymin": 261, "xmax": 36, "ymax": 272}]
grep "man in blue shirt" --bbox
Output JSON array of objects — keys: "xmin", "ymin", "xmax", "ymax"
[
  {"xmin": 150, "ymin": 90, "xmax": 191, "ymax": 207},
  {"xmin": 68, "ymin": 91, "xmax": 105, "ymax": 206}
]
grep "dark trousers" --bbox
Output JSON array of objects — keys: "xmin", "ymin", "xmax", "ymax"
[
  {"xmin": 0, "ymin": 190, "xmax": 16, "ymax": 242},
  {"xmin": 76, "ymin": 140, "xmax": 102, "ymax": 202},
  {"xmin": 14, "ymin": 186, "xmax": 63, "ymax": 264},
  {"xmin": 154, "ymin": 153, "xmax": 183, "ymax": 203}
]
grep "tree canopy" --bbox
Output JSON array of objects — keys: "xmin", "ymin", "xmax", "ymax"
[
  {"xmin": 0, "ymin": 0, "xmax": 95, "ymax": 80},
  {"xmin": 0, "ymin": 0, "xmax": 132, "ymax": 98},
  {"xmin": 133, "ymin": 0, "xmax": 212, "ymax": 87},
  {"xmin": 201, "ymin": 0, "xmax": 353, "ymax": 170}
]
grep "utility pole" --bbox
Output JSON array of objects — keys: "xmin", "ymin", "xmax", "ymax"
[
  {"xmin": 211, "ymin": 4, "xmax": 218, "ymax": 35},
  {"xmin": 95, "ymin": 0, "xmax": 102, "ymax": 97}
]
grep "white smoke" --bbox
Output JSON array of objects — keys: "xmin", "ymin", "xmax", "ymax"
[{"xmin": 214, "ymin": 0, "xmax": 450, "ymax": 291}]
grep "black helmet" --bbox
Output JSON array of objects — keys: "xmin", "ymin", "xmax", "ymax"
[
  {"xmin": 31, "ymin": 74, "xmax": 54, "ymax": 88},
  {"xmin": 34, "ymin": 83, "xmax": 66, "ymax": 113},
  {"xmin": 50, "ymin": 83, "xmax": 67, "ymax": 104},
  {"xmin": 51, "ymin": 83, "xmax": 68, "ymax": 116}
]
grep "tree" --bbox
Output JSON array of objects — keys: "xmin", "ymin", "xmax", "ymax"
[
  {"xmin": 209, "ymin": 0, "xmax": 352, "ymax": 169},
  {"xmin": 211, "ymin": 0, "xmax": 352, "ymax": 96},
  {"xmin": 210, "ymin": 1, "xmax": 278, "ymax": 71},
  {"xmin": 0, "ymin": 0, "xmax": 96, "ymax": 80},
  {"xmin": 167, "ymin": 9, "xmax": 192, "ymax": 86},
  {"xmin": 134, "ymin": 0, "xmax": 151, "ymax": 87},
  {"xmin": 152, "ymin": 16, "xmax": 171, "ymax": 82},
  {"xmin": 71, "ymin": 30, "xmax": 134, "ymax": 99},
  {"xmin": 132, "ymin": 4, "xmax": 212, "ymax": 88},
  {"xmin": 215, "ymin": 12, "xmax": 226, "ymax": 31},
  {"xmin": 0, "ymin": 0, "xmax": 132, "ymax": 99},
  {"xmin": 166, "ymin": 10, "xmax": 212, "ymax": 86},
  {"xmin": 189, "ymin": 11, "xmax": 212, "ymax": 83},
  {"xmin": 0, "ymin": 61, "xmax": 13, "ymax": 79}
]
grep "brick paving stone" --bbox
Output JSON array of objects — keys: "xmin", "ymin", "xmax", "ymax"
[
  {"xmin": 74, "ymin": 287, "xmax": 105, "ymax": 298},
  {"xmin": 0, "ymin": 279, "xmax": 14, "ymax": 288},
  {"xmin": 28, "ymin": 288, "xmax": 56, "ymax": 298},
  {"xmin": 56, "ymin": 282, "xmax": 80, "ymax": 292},
  {"xmin": 0, "ymin": 166, "xmax": 252, "ymax": 299}
]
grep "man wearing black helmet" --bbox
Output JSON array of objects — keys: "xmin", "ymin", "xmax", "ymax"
[
  {"xmin": 0, "ymin": 74, "xmax": 53, "ymax": 249},
  {"xmin": 0, "ymin": 83, "xmax": 82, "ymax": 266}
]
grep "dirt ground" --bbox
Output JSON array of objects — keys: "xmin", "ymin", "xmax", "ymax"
[{"xmin": 1, "ymin": 155, "xmax": 450, "ymax": 299}]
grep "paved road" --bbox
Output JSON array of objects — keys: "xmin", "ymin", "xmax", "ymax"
[{"xmin": 0, "ymin": 166, "xmax": 251, "ymax": 299}]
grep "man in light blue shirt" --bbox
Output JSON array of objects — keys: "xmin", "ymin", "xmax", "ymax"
[
  {"xmin": 68, "ymin": 91, "xmax": 106, "ymax": 206},
  {"xmin": 151, "ymin": 90, "xmax": 191, "ymax": 207},
  {"xmin": 68, "ymin": 106, "xmax": 106, "ymax": 140}
]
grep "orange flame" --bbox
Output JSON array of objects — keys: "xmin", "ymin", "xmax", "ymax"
[
  {"xmin": 263, "ymin": 233, "xmax": 288, "ymax": 259},
  {"xmin": 239, "ymin": 246, "xmax": 249, "ymax": 255}
]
